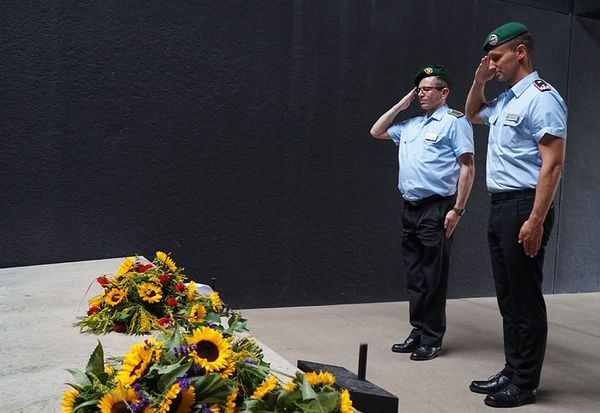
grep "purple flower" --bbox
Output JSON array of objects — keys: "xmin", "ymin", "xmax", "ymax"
[
  {"xmin": 176, "ymin": 376, "xmax": 191, "ymax": 391},
  {"xmin": 244, "ymin": 358, "xmax": 258, "ymax": 365}
]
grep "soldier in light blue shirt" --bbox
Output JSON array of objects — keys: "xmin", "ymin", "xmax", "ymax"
[
  {"xmin": 465, "ymin": 22, "xmax": 567, "ymax": 408},
  {"xmin": 371, "ymin": 65, "xmax": 475, "ymax": 361}
]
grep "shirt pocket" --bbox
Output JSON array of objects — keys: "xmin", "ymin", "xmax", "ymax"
[{"xmin": 501, "ymin": 113, "xmax": 526, "ymax": 147}]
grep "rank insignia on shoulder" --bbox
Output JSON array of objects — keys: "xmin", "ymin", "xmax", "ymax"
[
  {"xmin": 447, "ymin": 109, "xmax": 464, "ymax": 118},
  {"xmin": 534, "ymin": 79, "xmax": 551, "ymax": 92}
]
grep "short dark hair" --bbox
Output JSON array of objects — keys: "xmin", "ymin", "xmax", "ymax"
[
  {"xmin": 434, "ymin": 75, "xmax": 452, "ymax": 90},
  {"xmin": 509, "ymin": 32, "xmax": 534, "ymax": 57}
]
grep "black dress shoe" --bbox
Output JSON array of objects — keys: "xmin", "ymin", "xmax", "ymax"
[
  {"xmin": 484, "ymin": 383, "xmax": 536, "ymax": 408},
  {"xmin": 469, "ymin": 372, "xmax": 511, "ymax": 394},
  {"xmin": 391, "ymin": 336, "xmax": 421, "ymax": 353},
  {"xmin": 409, "ymin": 345, "xmax": 441, "ymax": 361}
]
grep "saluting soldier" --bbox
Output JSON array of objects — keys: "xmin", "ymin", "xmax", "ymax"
[
  {"xmin": 371, "ymin": 65, "xmax": 475, "ymax": 361},
  {"xmin": 465, "ymin": 22, "xmax": 567, "ymax": 408}
]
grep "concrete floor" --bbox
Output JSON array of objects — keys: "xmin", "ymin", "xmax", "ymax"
[{"xmin": 1, "ymin": 259, "xmax": 599, "ymax": 412}]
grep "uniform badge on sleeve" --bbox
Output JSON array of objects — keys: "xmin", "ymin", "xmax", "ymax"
[
  {"xmin": 447, "ymin": 109, "xmax": 464, "ymax": 118},
  {"xmin": 534, "ymin": 79, "xmax": 551, "ymax": 92}
]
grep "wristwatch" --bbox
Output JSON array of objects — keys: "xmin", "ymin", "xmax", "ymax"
[{"xmin": 452, "ymin": 207, "xmax": 465, "ymax": 216}]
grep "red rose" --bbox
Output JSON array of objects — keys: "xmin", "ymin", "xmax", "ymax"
[
  {"xmin": 166, "ymin": 297, "xmax": 178, "ymax": 307},
  {"xmin": 158, "ymin": 317, "xmax": 173, "ymax": 327},
  {"xmin": 175, "ymin": 283, "xmax": 186, "ymax": 292},
  {"xmin": 87, "ymin": 306, "xmax": 101, "ymax": 316},
  {"xmin": 96, "ymin": 276, "xmax": 109, "ymax": 286},
  {"xmin": 114, "ymin": 323, "xmax": 126, "ymax": 333},
  {"xmin": 158, "ymin": 275, "xmax": 170, "ymax": 284},
  {"xmin": 136, "ymin": 263, "xmax": 154, "ymax": 273}
]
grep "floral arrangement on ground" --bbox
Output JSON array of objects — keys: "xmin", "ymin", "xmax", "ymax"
[
  {"xmin": 77, "ymin": 252, "xmax": 246, "ymax": 336},
  {"xmin": 64, "ymin": 253, "xmax": 359, "ymax": 413}
]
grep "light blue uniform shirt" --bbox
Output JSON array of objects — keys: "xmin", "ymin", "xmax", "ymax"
[
  {"xmin": 387, "ymin": 104, "xmax": 474, "ymax": 201},
  {"xmin": 479, "ymin": 71, "xmax": 567, "ymax": 192}
]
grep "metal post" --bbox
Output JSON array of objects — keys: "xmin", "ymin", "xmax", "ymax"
[{"xmin": 358, "ymin": 343, "xmax": 368, "ymax": 381}]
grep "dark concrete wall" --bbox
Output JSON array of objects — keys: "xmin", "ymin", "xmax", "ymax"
[{"xmin": 1, "ymin": 0, "xmax": 597, "ymax": 308}]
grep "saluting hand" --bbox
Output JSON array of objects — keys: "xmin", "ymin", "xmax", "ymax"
[
  {"xmin": 474, "ymin": 56, "xmax": 495, "ymax": 83},
  {"xmin": 518, "ymin": 219, "xmax": 544, "ymax": 257},
  {"xmin": 397, "ymin": 87, "xmax": 417, "ymax": 111}
]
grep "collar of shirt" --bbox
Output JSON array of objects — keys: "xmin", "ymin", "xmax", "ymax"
[
  {"xmin": 419, "ymin": 104, "xmax": 449, "ymax": 125},
  {"xmin": 509, "ymin": 70, "xmax": 539, "ymax": 98}
]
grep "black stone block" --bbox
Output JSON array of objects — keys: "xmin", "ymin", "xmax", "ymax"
[{"xmin": 297, "ymin": 360, "xmax": 399, "ymax": 413}]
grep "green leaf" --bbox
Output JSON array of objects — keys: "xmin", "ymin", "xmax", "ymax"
[
  {"xmin": 188, "ymin": 374, "xmax": 231, "ymax": 401},
  {"xmin": 205, "ymin": 312, "xmax": 220, "ymax": 322},
  {"xmin": 65, "ymin": 368, "xmax": 92, "ymax": 387},
  {"xmin": 297, "ymin": 373, "xmax": 317, "ymax": 401},
  {"xmin": 73, "ymin": 399, "xmax": 100, "ymax": 412},
  {"xmin": 85, "ymin": 340, "xmax": 104, "ymax": 376},
  {"xmin": 157, "ymin": 361, "xmax": 192, "ymax": 392}
]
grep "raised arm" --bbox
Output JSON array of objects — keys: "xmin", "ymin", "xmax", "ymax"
[
  {"xmin": 370, "ymin": 88, "xmax": 416, "ymax": 139},
  {"xmin": 465, "ymin": 56, "xmax": 495, "ymax": 124}
]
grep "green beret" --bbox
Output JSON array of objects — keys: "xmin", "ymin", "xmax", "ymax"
[
  {"xmin": 414, "ymin": 64, "xmax": 448, "ymax": 86},
  {"xmin": 483, "ymin": 22, "xmax": 529, "ymax": 51}
]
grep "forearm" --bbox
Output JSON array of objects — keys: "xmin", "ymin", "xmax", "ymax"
[
  {"xmin": 370, "ymin": 101, "xmax": 405, "ymax": 138},
  {"xmin": 465, "ymin": 80, "xmax": 487, "ymax": 121},
  {"xmin": 529, "ymin": 163, "xmax": 563, "ymax": 224},
  {"xmin": 455, "ymin": 160, "xmax": 475, "ymax": 209}
]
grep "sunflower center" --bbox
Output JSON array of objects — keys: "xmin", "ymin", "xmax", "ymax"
[
  {"xmin": 113, "ymin": 401, "xmax": 130, "ymax": 413},
  {"xmin": 197, "ymin": 340, "xmax": 219, "ymax": 361},
  {"xmin": 147, "ymin": 290, "xmax": 156, "ymax": 297}
]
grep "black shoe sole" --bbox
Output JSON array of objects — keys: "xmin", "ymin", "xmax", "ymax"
[
  {"xmin": 391, "ymin": 346, "xmax": 418, "ymax": 353},
  {"xmin": 409, "ymin": 351, "xmax": 440, "ymax": 361},
  {"xmin": 484, "ymin": 396, "xmax": 536, "ymax": 408}
]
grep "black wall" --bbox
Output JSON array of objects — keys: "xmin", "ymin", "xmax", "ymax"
[{"xmin": 1, "ymin": 0, "xmax": 598, "ymax": 308}]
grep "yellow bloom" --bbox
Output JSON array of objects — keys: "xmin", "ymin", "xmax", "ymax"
[
  {"xmin": 188, "ymin": 304, "xmax": 206, "ymax": 323},
  {"xmin": 186, "ymin": 282, "xmax": 196, "ymax": 302},
  {"xmin": 156, "ymin": 251, "xmax": 177, "ymax": 272},
  {"xmin": 105, "ymin": 288, "xmax": 126, "ymax": 306},
  {"xmin": 159, "ymin": 383, "xmax": 195, "ymax": 413},
  {"xmin": 89, "ymin": 293, "xmax": 104, "ymax": 307},
  {"xmin": 115, "ymin": 339, "xmax": 161, "ymax": 387},
  {"xmin": 209, "ymin": 405, "xmax": 220, "ymax": 413},
  {"xmin": 186, "ymin": 327, "xmax": 232, "ymax": 373},
  {"xmin": 60, "ymin": 388, "xmax": 79, "ymax": 413},
  {"xmin": 225, "ymin": 387, "xmax": 239, "ymax": 413},
  {"xmin": 251, "ymin": 375, "xmax": 278, "ymax": 399},
  {"xmin": 97, "ymin": 386, "xmax": 138, "ymax": 413},
  {"xmin": 105, "ymin": 365, "xmax": 115, "ymax": 376},
  {"xmin": 305, "ymin": 370, "xmax": 335, "ymax": 386},
  {"xmin": 138, "ymin": 282, "xmax": 163, "ymax": 303},
  {"xmin": 117, "ymin": 256, "xmax": 136, "ymax": 276},
  {"xmin": 282, "ymin": 380, "xmax": 297, "ymax": 392},
  {"xmin": 219, "ymin": 361, "xmax": 236, "ymax": 379},
  {"xmin": 209, "ymin": 291, "xmax": 223, "ymax": 312},
  {"xmin": 339, "ymin": 389, "xmax": 353, "ymax": 413}
]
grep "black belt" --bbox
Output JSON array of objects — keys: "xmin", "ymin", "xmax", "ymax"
[
  {"xmin": 404, "ymin": 194, "xmax": 451, "ymax": 207},
  {"xmin": 489, "ymin": 188, "xmax": 536, "ymax": 202}
]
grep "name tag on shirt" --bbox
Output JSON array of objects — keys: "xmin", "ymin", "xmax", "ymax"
[
  {"xmin": 505, "ymin": 113, "xmax": 520, "ymax": 122},
  {"xmin": 425, "ymin": 132, "xmax": 438, "ymax": 142}
]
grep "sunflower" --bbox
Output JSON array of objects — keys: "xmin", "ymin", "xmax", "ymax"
[
  {"xmin": 60, "ymin": 388, "xmax": 79, "ymax": 413},
  {"xmin": 225, "ymin": 387, "xmax": 239, "ymax": 413},
  {"xmin": 209, "ymin": 292, "xmax": 223, "ymax": 312},
  {"xmin": 282, "ymin": 380, "xmax": 297, "ymax": 392},
  {"xmin": 138, "ymin": 282, "xmax": 163, "ymax": 303},
  {"xmin": 89, "ymin": 293, "xmax": 104, "ymax": 307},
  {"xmin": 105, "ymin": 288, "xmax": 126, "ymax": 306},
  {"xmin": 218, "ymin": 360, "xmax": 236, "ymax": 378},
  {"xmin": 188, "ymin": 304, "xmax": 206, "ymax": 323},
  {"xmin": 209, "ymin": 406, "xmax": 220, "ymax": 413},
  {"xmin": 156, "ymin": 251, "xmax": 177, "ymax": 272},
  {"xmin": 159, "ymin": 383, "xmax": 195, "ymax": 413},
  {"xmin": 186, "ymin": 327, "xmax": 232, "ymax": 373},
  {"xmin": 97, "ymin": 386, "xmax": 138, "ymax": 413},
  {"xmin": 105, "ymin": 365, "xmax": 115, "ymax": 376},
  {"xmin": 186, "ymin": 282, "xmax": 196, "ymax": 302},
  {"xmin": 115, "ymin": 339, "xmax": 161, "ymax": 387},
  {"xmin": 117, "ymin": 257, "xmax": 136, "ymax": 276},
  {"xmin": 251, "ymin": 375, "xmax": 278, "ymax": 399},
  {"xmin": 339, "ymin": 389, "xmax": 353, "ymax": 413},
  {"xmin": 305, "ymin": 370, "xmax": 335, "ymax": 386}
]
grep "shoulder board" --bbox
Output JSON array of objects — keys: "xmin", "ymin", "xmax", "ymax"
[
  {"xmin": 533, "ymin": 79, "xmax": 551, "ymax": 92},
  {"xmin": 447, "ymin": 109, "xmax": 464, "ymax": 118}
]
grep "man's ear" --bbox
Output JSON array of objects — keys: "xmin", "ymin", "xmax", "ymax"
[{"xmin": 517, "ymin": 43, "xmax": 527, "ymax": 61}]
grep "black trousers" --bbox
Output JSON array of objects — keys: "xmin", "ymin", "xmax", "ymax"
[
  {"xmin": 402, "ymin": 196, "xmax": 453, "ymax": 347},
  {"xmin": 487, "ymin": 190, "xmax": 554, "ymax": 390}
]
